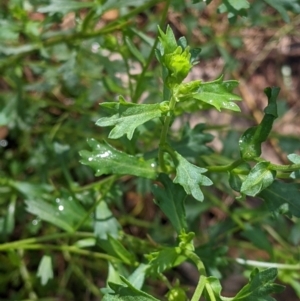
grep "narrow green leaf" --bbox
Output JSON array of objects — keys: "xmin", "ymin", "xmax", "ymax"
[
  {"xmin": 193, "ymin": 75, "xmax": 242, "ymax": 112},
  {"xmin": 173, "ymin": 151, "xmax": 213, "ymax": 201},
  {"xmin": 125, "ymin": 37, "xmax": 146, "ymax": 66},
  {"xmin": 152, "ymin": 174, "xmax": 187, "ymax": 234},
  {"xmin": 37, "ymin": 255, "xmax": 54, "ymax": 286},
  {"xmin": 38, "ymin": 0, "xmax": 94, "ymax": 13},
  {"xmin": 0, "ymin": 44, "xmax": 38, "ymax": 55},
  {"xmin": 263, "ymin": 0, "xmax": 290, "ymax": 22},
  {"xmin": 96, "ymin": 96, "xmax": 167, "ymax": 139},
  {"xmin": 79, "ymin": 139, "xmax": 157, "ymax": 179},
  {"xmin": 25, "ymin": 198, "xmax": 86, "ymax": 232},
  {"xmin": 99, "ymin": 235, "xmax": 136, "ymax": 265},
  {"xmin": 231, "ymin": 268, "xmax": 285, "ymax": 300},
  {"xmin": 239, "ymin": 87, "xmax": 279, "ymax": 159},
  {"xmin": 241, "ymin": 162, "xmax": 276, "ymax": 196},
  {"xmin": 259, "ymin": 181, "xmax": 300, "ymax": 217}
]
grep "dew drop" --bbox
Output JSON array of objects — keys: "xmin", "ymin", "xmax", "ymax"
[
  {"xmin": 32, "ymin": 219, "xmax": 39, "ymax": 226},
  {"xmin": 88, "ymin": 157, "xmax": 93, "ymax": 161},
  {"xmin": 58, "ymin": 205, "xmax": 64, "ymax": 211},
  {"xmin": 0, "ymin": 139, "xmax": 8, "ymax": 147}
]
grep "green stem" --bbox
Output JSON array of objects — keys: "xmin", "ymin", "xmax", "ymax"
[
  {"xmin": 191, "ymin": 275, "xmax": 206, "ymax": 301},
  {"xmin": 158, "ymin": 95, "xmax": 177, "ymax": 172},
  {"xmin": 7, "ymin": 244, "xmax": 119, "ymax": 262},
  {"xmin": 235, "ymin": 258, "xmax": 300, "ymax": 270},
  {"xmin": 269, "ymin": 162, "xmax": 300, "ymax": 172},
  {"xmin": 184, "ymin": 250, "xmax": 207, "ymax": 276},
  {"xmin": 206, "ymin": 158, "xmax": 245, "ymax": 172},
  {"xmin": 0, "ymin": 232, "xmax": 92, "ymax": 251}
]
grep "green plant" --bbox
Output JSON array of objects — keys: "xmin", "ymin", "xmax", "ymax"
[
  {"xmin": 78, "ymin": 25, "xmax": 300, "ymax": 300},
  {"xmin": 1, "ymin": 1, "xmax": 300, "ymax": 300}
]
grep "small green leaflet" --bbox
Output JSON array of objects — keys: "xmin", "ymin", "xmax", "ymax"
[
  {"xmin": 37, "ymin": 255, "xmax": 54, "ymax": 286},
  {"xmin": 259, "ymin": 181, "xmax": 300, "ymax": 217},
  {"xmin": 192, "ymin": 75, "xmax": 242, "ymax": 112},
  {"xmin": 227, "ymin": 0, "xmax": 250, "ymax": 11},
  {"xmin": 240, "ymin": 161, "xmax": 276, "ymax": 196},
  {"xmin": 173, "ymin": 151, "xmax": 213, "ymax": 201},
  {"xmin": 204, "ymin": 268, "xmax": 284, "ymax": 301},
  {"xmin": 157, "ymin": 25, "xmax": 178, "ymax": 55},
  {"xmin": 103, "ymin": 276, "xmax": 160, "ymax": 301},
  {"xmin": 94, "ymin": 201, "xmax": 121, "ymax": 240},
  {"xmin": 96, "ymin": 96, "xmax": 168, "ymax": 140},
  {"xmin": 152, "ymin": 174, "xmax": 187, "ymax": 234},
  {"xmin": 239, "ymin": 87, "xmax": 279, "ymax": 159},
  {"xmin": 79, "ymin": 139, "xmax": 156, "ymax": 179}
]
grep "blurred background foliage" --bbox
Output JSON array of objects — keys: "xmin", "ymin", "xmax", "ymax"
[{"xmin": 0, "ymin": 0, "xmax": 300, "ymax": 300}]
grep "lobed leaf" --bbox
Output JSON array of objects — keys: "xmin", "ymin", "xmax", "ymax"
[
  {"xmin": 96, "ymin": 96, "xmax": 167, "ymax": 140},
  {"xmin": 173, "ymin": 151, "xmax": 213, "ymax": 201},
  {"xmin": 192, "ymin": 75, "xmax": 242, "ymax": 112},
  {"xmin": 204, "ymin": 268, "xmax": 284, "ymax": 301},
  {"xmin": 146, "ymin": 247, "xmax": 186, "ymax": 275},
  {"xmin": 231, "ymin": 268, "xmax": 285, "ymax": 300},
  {"xmin": 239, "ymin": 87, "xmax": 279, "ymax": 159},
  {"xmin": 79, "ymin": 139, "xmax": 157, "ymax": 179},
  {"xmin": 152, "ymin": 174, "xmax": 187, "ymax": 234},
  {"xmin": 240, "ymin": 161, "xmax": 276, "ymax": 196}
]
